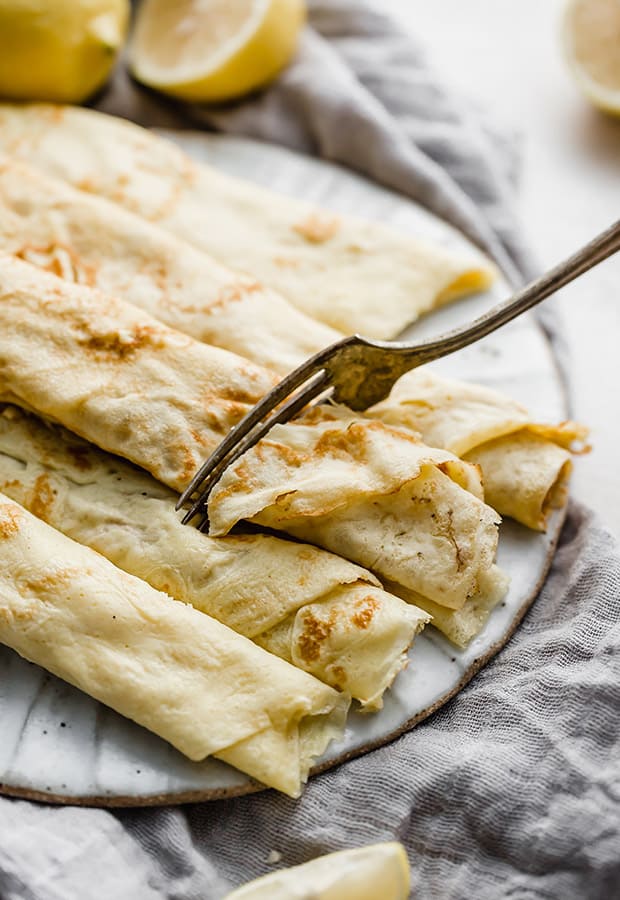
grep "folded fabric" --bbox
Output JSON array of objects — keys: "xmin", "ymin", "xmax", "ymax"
[
  {"xmin": 0, "ymin": 102, "xmax": 496, "ymax": 339},
  {"xmin": 0, "ymin": 155, "xmax": 340, "ymax": 374},
  {"xmin": 0, "ymin": 256, "xmax": 501, "ymax": 609},
  {"xmin": 371, "ymin": 369, "xmax": 588, "ymax": 530},
  {"xmin": 0, "ymin": 405, "xmax": 428, "ymax": 708},
  {"xmin": 0, "ymin": 493, "xmax": 349, "ymax": 797}
]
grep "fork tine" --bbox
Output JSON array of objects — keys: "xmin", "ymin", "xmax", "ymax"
[{"xmin": 180, "ymin": 369, "xmax": 332, "ymax": 525}]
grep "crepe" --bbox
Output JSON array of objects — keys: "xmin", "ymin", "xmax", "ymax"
[
  {"xmin": 0, "ymin": 102, "xmax": 496, "ymax": 339},
  {"xmin": 0, "ymin": 257, "xmax": 500, "ymax": 609},
  {"xmin": 0, "ymin": 493, "xmax": 350, "ymax": 797},
  {"xmin": 0, "ymin": 405, "xmax": 428, "ymax": 709},
  {"xmin": 210, "ymin": 408, "xmax": 500, "ymax": 609},
  {"xmin": 0, "ymin": 155, "xmax": 340, "ymax": 374},
  {"xmin": 372, "ymin": 369, "xmax": 588, "ymax": 530},
  {"xmin": 0, "ymin": 160, "xmax": 571, "ymax": 537},
  {"xmin": 0, "ymin": 156, "xmax": 577, "ymax": 534},
  {"xmin": 387, "ymin": 565, "xmax": 511, "ymax": 647},
  {"xmin": 223, "ymin": 842, "xmax": 410, "ymax": 900}
]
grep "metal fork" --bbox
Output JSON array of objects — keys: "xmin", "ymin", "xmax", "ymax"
[{"xmin": 178, "ymin": 219, "xmax": 620, "ymax": 528}]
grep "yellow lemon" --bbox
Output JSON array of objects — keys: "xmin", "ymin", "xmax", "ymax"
[
  {"xmin": 0, "ymin": 0, "xmax": 129, "ymax": 104},
  {"xmin": 129, "ymin": 0, "xmax": 306, "ymax": 103},
  {"xmin": 563, "ymin": 0, "xmax": 620, "ymax": 115},
  {"xmin": 223, "ymin": 842, "xmax": 411, "ymax": 900}
]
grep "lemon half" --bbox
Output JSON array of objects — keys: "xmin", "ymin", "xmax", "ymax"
[
  {"xmin": 563, "ymin": 0, "xmax": 620, "ymax": 115},
  {"xmin": 0, "ymin": 0, "xmax": 129, "ymax": 103},
  {"xmin": 223, "ymin": 842, "xmax": 411, "ymax": 900},
  {"xmin": 130, "ymin": 0, "xmax": 306, "ymax": 103}
]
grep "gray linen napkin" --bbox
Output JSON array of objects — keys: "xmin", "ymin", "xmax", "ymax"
[{"xmin": 1, "ymin": 3, "xmax": 618, "ymax": 898}]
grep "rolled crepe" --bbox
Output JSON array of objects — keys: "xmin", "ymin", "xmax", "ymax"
[
  {"xmin": 0, "ymin": 257, "xmax": 500, "ymax": 609},
  {"xmin": 0, "ymin": 157, "xmax": 577, "ymax": 534},
  {"xmin": 387, "ymin": 565, "xmax": 511, "ymax": 647},
  {"xmin": 0, "ymin": 405, "xmax": 428, "ymax": 709},
  {"xmin": 0, "ymin": 493, "xmax": 349, "ymax": 797},
  {"xmin": 210, "ymin": 408, "xmax": 500, "ymax": 609},
  {"xmin": 371, "ymin": 369, "xmax": 588, "ymax": 530},
  {"xmin": 0, "ymin": 155, "xmax": 340, "ymax": 374},
  {"xmin": 0, "ymin": 102, "xmax": 496, "ymax": 339}
]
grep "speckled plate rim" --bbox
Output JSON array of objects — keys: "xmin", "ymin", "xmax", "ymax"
[{"xmin": 0, "ymin": 132, "xmax": 569, "ymax": 807}]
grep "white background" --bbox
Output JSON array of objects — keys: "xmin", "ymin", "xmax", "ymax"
[{"xmin": 385, "ymin": 0, "xmax": 620, "ymax": 538}]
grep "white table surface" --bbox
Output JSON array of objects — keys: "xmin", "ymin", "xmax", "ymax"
[{"xmin": 385, "ymin": 0, "xmax": 620, "ymax": 538}]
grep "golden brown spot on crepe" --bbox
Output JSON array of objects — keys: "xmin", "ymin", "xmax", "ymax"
[
  {"xmin": 0, "ymin": 604, "xmax": 34, "ymax": 625},
  {"xmin": 301, "ymin": 405, "xmax": 337, "ymax": 426},
  {"xmin": 293, "ymin": 213, "xmax": 340, "ymax": 244},
  {"xmin": 148, "ymin": 260, "xmax": 170, "ymax": 294},
  {"xmin": 314, "ymin": 422, "xmax": 376, "ymax": 463},
  {"xmin": 445, "ymin": 509, "xmax": 466, "ymax": 572},
  {"xmin": 253, "ymin": 439, "xmax": 306, "ymax": 469},
  {"xmin": 15, "ymin": 243, "xmax": 97, "ymax": 287},
  {"xmin": 1, "ymin": 479, "xmax": 22, "ymax": 490},
  {"xmin": 296, "ymin": 608, "xmax": 338, "ymax": 663},
  {"xmin": 209, "ymin": 279, "xmax": 263, "ymax": 312},
  {"xmin": 201, "ymin": 401, "xmax": 250, "ymax": 437},
  {"xmin": 217, "ymin": 380, "xmax": 270, "ymax": 406},
  {"xmin": 180, "ymin": 446, "xmax": 200, "ymax": 487},
  {"xmin": 351, "ymin": 595, "xmax": 380, "ymax": 630},
  {"xmin": 80, "ymin": 323, "xmax": 158, "ymax": 360},
  {"xmin": 330, "ymin": 665, "xmax": 347, "ymax": 689},
  {"xmin": 0, "ymin": 503, "xmax": 21, "ymax": 538},
  {"xmin": 67, "ymin": 444, "xmax": 93, "ymax": 471},
  {"xmin": 30, "ymin": 474, "xmax": 55, "ymax": 522},
  {"xmin": 109, "ymin": 186, "xmax": 143, "ymax": 216},
  {"xmin": 77, "ymin": 178, "xmax": 98, "ymax": 195}
]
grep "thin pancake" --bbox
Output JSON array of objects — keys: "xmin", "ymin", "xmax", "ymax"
[
  {"xmin": 0, "ymin": 494, "xmax": 349, "ymax": 797},
  {"xmin": 0, "ymin": 257, "xmax": 500, "ymax": 609},
  {"xmin": 0, "ymin": 155, "xmax": 340, "ymax": 374},
  {"xmin": 0, "ymin": 102, "xmax": 496, "ymax": 339},
  {"xmin": 387, "ymin": 565, "xmax": 511, "ymax": 647},
  {"xmin": 0, "ymin": 405, "xmax": 428, "ymax": 709},
  {"xmin": 372, "ymin": 369, "xmax": 587, "ymax": 530}
]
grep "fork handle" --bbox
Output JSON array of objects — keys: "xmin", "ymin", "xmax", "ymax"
[{"xmin": 400, "ymin": 218, "xmax": 620, "ymax": 365}]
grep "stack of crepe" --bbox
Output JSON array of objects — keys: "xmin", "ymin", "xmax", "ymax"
[
  {"xmin": 0, "ymin": 103, "xmax": 584, "ymax": 796},
  {"xmin": 0, "ymin": 493, "xmax": 349, "ymax": 798},
  {"xmin": 0, "ymin": 103, "xmax": 495, "ymax": 338}
]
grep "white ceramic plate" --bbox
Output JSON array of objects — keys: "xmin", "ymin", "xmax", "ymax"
[{"xmin": 0, "ymin": 134, "xmax": 566, "ymax": 806}]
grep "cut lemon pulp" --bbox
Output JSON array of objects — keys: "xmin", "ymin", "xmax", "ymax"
[
  {"xmin": 563, "ymin": 0, "xmax": 620, "ymax": 115},
  {"xmin": 223, "ymin": 841, "xmax": 411, "ymax": 900},
  {"xmin": 129, "ymin": 0, "xmax": 306, "ymax": 102}
]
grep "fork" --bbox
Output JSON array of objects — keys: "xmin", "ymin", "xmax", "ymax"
[{"xmin": 178, "ymin": 219, "xmax": 620, "ymax": 528}]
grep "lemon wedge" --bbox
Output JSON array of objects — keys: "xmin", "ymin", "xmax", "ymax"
[
  {"xmin": 129, "ymin": 0, "xmax": 306, "ymax": 103},
  {"xmin": 223, "ymin": 842, "xmax": 411, "ymax": 900},
  {"xmin": 0, "ymin": 0, "xmax": 129, "ymax": 103},
  {"xmin": 563, "ymin": 0, "xmax": 620, "ymax": 115}
]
